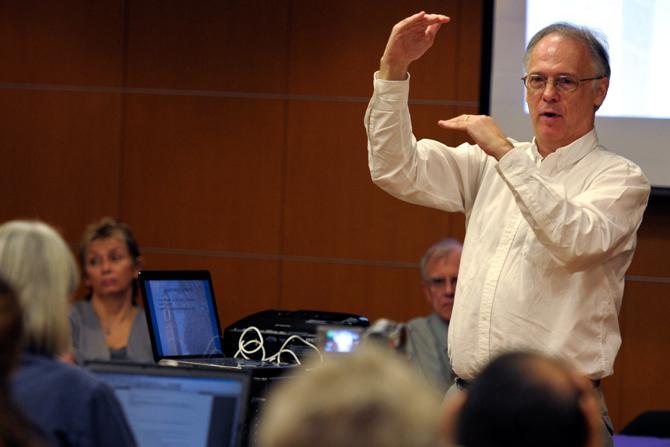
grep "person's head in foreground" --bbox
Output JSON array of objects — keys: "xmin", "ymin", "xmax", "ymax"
[
  {"xmin": 0, "ymin": 276, "xmax": 24, "ymax": 377},
  {"xmin": 0, "ymin": 220, "xmax": 79, "ymax": 356},
  {"xmin": 256, "ymin": 342, "xmax": 445, "ymax": 447},
  {"xmin": 446, "ymin": 351, "xmax": 603, "ymax": 447},
  {"xmin": 0, "ymin": 276, "xmax": 45, "ymax": 447}
]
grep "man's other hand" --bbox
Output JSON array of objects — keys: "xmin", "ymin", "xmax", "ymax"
[{"xmin": 439, "ymin": 114, "xmax": 513, "ymax": 160}]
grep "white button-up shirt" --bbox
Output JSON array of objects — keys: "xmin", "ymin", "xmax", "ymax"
[{"xmin": 365, "ymin": 75, "xmax": 650, "ymax": 380}]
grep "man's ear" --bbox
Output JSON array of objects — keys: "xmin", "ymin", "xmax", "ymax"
[
  {"xmin": 441, "ymin": 390, "xmax": 467, "ymax": 445},
  {"xmin": 421, "ymin": 282, "xmax": 432, "ymax": 303},
  {"xmin": 594, "ymin": 77, "xmax": 609, "ymax": 111},
  {"xmin": 579, "ymin": 386, "xmax": 604, "ymax": 447}
]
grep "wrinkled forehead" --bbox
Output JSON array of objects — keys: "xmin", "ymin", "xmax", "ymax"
[
  {"xmin": 427, "ymin": 250, "xmax": 461, "ymax": 273},
  {"xmin": 526, "ymin": 34, "xmax": 594, "ymax": 73}
]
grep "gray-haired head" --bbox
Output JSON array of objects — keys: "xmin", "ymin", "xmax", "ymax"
[
  {"xmin": 420, "ymin": 238, "xmax": 463, "ymax": 282},
  {"xmin": 0, "ymin": 220, "xmax": 79, "ymax": 356},
  {"xmin": 524, "ymin": 22, "xmax": 610, "ymax": 79}
]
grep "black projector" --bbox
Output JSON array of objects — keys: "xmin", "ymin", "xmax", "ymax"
[{"xmin": 223, "ymin": 309, "xmax": 369, "ymax": 361}]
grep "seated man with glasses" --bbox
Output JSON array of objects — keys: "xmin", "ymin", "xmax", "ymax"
[
  {"xmin": 404, "ymin": 238, "xmax": 462, "ymax": 394},
  {"xmin": 365, "ymin": 12, "xmax": 649, "ymax": 447}
]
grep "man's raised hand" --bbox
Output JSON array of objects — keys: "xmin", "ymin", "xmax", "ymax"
[{"xmin": 380, "ymin": 11, "xmax": 450, "ymax": 80}]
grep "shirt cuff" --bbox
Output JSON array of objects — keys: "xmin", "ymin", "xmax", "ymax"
[
  {"xmin": 372, "ymin": 71, "xmax": 410, "ymax": 111},
  {"xmin": 496, "ymin": 143, "xmax": 535, "ymax": 185}
]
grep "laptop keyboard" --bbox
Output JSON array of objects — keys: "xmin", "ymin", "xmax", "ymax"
[{"xmin": 167, "ymin": 357, "xmax": 267, "ymax": 369}]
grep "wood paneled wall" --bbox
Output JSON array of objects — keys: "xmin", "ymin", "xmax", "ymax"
[{"xmin": 1, "ymin": 0, "xmax": 667, "ymax": 431}]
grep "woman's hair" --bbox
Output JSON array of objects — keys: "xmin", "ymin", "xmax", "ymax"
[
  {"xmin": 0, "ymin": 276, "xmax": 45, "ymax": 447},
  {"xmin": 79, "ymin": 217, "xmax": 141, "ymax": 302},
  {"xmin": 257, "ymin": 343, "xmax": 444, "ymax": 447},
  {"xmin": 0, "ymin": 276, "xmax": 23, "ymax": 377},
  {"xmin": 0, "ymin": 220, "xmax": 79, "ymax": 356}
]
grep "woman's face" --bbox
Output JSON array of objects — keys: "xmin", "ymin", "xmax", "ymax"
[{"xmin": 84, "ymin": 236, "xmax": 138, "ymax": 298}]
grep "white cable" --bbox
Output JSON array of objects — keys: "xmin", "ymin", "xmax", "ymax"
[
  {"xmin": 234, "ymin": 326, "xmax": 266, "ymax": 359},
  {"xmin": 237, "ymin": 339, "xmax": 266, "ymax": 360},
  {"xmin": 234, "ymin": 326, "xmax": 323, "ymax": 365},
  {"xmin": 275, "ymin": 348, "xmax": 301, "ymax": 365},
  {"xmin": 266, "ymin": 334, "xmax": 323, "ymax": 365}
]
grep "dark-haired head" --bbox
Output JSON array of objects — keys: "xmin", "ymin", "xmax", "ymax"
[
  {"xmin": 0, "ymin": 276, "xmax": 23, "ymax": 379},
  {"xmin": 455, "ymin": 351, "xmax": 590, "ymax": 447},
  {"xmin": 0, "ymin": 276, "xmax": 46, "ymax": 447}
]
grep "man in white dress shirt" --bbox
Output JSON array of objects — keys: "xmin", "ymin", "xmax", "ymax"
[{"xmin": 365, "ymin": 12, "xmax": 649, "ymax": 446}]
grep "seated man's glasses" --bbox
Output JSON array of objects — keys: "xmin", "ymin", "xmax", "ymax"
[
  {"xmin": 521, "ymin": 74, "xmax": 605, "ymax": 93},
  {"xmin": 427, "ymin": 276, "xmax": 457, "ymax": 290}
]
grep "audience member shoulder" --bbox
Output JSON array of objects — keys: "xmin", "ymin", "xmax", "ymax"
[{"xmin": 18, "ymin": 352, "xmax": 110, "ymax": 394}]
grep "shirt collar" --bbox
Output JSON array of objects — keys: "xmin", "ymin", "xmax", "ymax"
[
  {"xmin": 531, "ymin": 129, "xmax": 600, "ymax": 174},
  {"xmin": 428, "ymin": 312, "xmax": 450, "ymax": 329}
]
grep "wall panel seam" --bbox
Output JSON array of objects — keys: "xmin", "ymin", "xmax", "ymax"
[
  {"xmin": 625, "ymin": 275, "xmax": 670, "ymax": 284},
  {"xmin": 0, "ymin": 82, "xmax": 478, "ymax": 107},
  {"xmin": 142, "ymin": 246, "xmax": 419, "ymax": 269}
]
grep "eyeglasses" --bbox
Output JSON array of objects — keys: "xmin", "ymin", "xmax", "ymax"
[
  {"xmin": 426, "ymin": 276, "xmax": 457, "ymax": 290},
  {"xmin": 521, "ymin": 74, "xmax": 605, "ymax": 93}
]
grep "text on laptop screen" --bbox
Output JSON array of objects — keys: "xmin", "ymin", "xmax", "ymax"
[
  {"xmin": 144, "ymin": 278, "xmax": 223, "ymax": 357},
  {"xmin": 94, "ymin": 369, "xmax": 246, "ymax": 447}
]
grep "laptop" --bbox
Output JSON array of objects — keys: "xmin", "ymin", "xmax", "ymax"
[
  {"xmin": 138, "ymin": 270, "xmax": 261, "ymax": 369},
  {"xmin": 87, "ymin": 361, "xmax": 250, "ymax": 447}
]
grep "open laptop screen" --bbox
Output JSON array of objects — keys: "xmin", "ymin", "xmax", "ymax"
[
  {"xmin": 87, "ymin": 362, "xmax": 250, "ymax": 447},
  {"xmin": 139, "ymin": 271, "xmax": 224, "ymax": 358}
]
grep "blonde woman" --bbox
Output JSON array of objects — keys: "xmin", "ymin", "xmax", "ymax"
[{"xmin": 70, "ymin": 217, "xmax": 152, "ymax": 363}]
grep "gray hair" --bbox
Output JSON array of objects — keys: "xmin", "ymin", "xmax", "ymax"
[
  {"xmin": 0, "ymin": 220, "xmax": 79, "ymax": 356},
  {"xmin": 257, "ymin": 343, "xmax": 443, "ymax": 447},
  {"xmin": 420, "ymin": 238, "xmax": 463, "ymax": 281},
  {"xmin": 524, "ymin": 22, "xmax": 611, "ymax": 79}
]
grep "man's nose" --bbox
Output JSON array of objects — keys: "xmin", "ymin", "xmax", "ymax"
[{"xmin": 542, "ymin": 81, "xmax": 560, "ymax": 101}]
